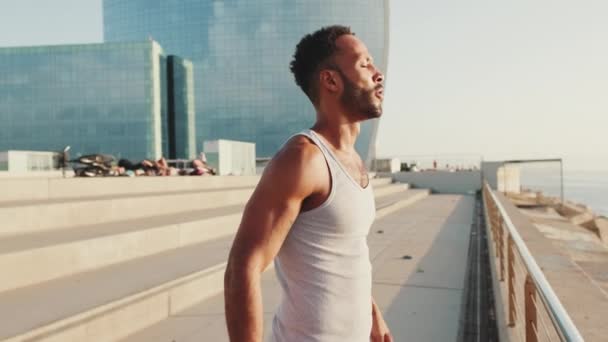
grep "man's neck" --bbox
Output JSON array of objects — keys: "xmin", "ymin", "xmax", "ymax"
[{"xmin": 311, "ymin": 114, "xmax": 360, "ymax": 152}]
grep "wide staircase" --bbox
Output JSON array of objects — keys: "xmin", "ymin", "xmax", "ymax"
[{"xmin": 0, "ymin": 176, "xmax": 430, "ymax": 342}]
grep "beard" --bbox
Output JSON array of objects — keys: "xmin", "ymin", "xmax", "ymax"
[{"xmin": 338, "ymin": 70, "xmax": 383, "ymax": 120}]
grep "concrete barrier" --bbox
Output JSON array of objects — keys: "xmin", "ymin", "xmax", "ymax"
[
  {"xmin": 385, "ymin": 171, "xmax": 481, "ymax": 194},
  {"xmin": 0, "ymin": 176, "xmax": 261, "ymax": 203},
  {"xmin": 595, "ymin": 217, "xmax": 608, "ymax": 247}
]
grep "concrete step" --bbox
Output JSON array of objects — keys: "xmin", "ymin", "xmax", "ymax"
[
  {"xmin": 0, "ymin": 205, "xmax": 244, "ymax": 293},
  {"xmin": 120, "ymin": 194, "xmax": 434, "ymax": 342},
  {"xmin": 0, "ymin": 186, "xmax": 255, "ymax": 236},
  {"xmin": 0, "ymin": 184, "xmax": 410, "ymax": 292},
  {"xmin": 0, "ymin": 174, "xmax": 391, "ymax": 205},
  {"xmin": 0, "ymin": 237, "xmax": 233, "ymax": 342},
  {"xmin": 0, "ymin": 176, "xmax": 261, "ymax": 203},
  {"xmin": 370, "ymin": 177, "xmax": 392, "ymax": 187},
  {"xmin": 0, "ymin": 177, "xmax": 394, "ymax": 236},
  {"xmin": 0, "ymin": 176, "xmax": 389, "ymax": 204},
  {"xmin": 376, "ymin": 189, "xmax": 418, "ymax": 209},
  {"xmin": 0, "ymin": 185, "xmax": 420, "ymax": 342},
  {"xmin": 373, "ymin": 182, "xmax": 409, "ymax": 197},
  {"xmin": 376, "ymin": 189, "xmax": 431, "ymax": 218},
  {"xmin": 119, "ymin": 271, "xmax": 281, "ymax": 342}
]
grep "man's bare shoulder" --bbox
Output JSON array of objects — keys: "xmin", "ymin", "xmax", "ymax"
[
  {"xmin": 257, "ymin": 135, "xmax": 327, "ymax": 196},
  {"xmin": 269, "ymin": 135, "xmax": 325, "ymax": 172}
]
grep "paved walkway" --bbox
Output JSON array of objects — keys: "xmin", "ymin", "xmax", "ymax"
[
  {"xmin": 122, "ymin": 194, "xmax": 475, "ymax": 341},
  {"xmin": 370, "ymin": 194, "xmax": 474, "ymax": 341},
  {"xmin": 521, "ymin": 207, "xmax": 608, "ymax": 294}
]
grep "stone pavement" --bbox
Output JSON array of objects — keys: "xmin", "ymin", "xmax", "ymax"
[
  {"xmin": 370, "ymin": 194, "xmax": 474, "ymax": 342},
  {"xmin": 122, "ymin": 194, "xmax": 475, "ymax": 341}
]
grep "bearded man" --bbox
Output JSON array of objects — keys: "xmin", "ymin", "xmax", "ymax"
[{"xmin": 225, "ymin": 25, "xmax": 392, "ymax": 342}]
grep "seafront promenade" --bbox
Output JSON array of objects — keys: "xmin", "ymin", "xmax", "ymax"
[
  {"xmin": 124, "ymin": 192, "xmax": 473, "ymax": 342},
  {"xmin": 0, "ymin": 173, "xmax": 606, "ymax": 341},
  {"xmin": 487, "ymin": 190, "xmax": 608, "ymax": 341}
]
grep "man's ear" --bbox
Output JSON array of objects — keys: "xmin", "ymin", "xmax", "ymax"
[{"xmin": 319, "ymin": 69, "xmax": 340, "ymax": 93}]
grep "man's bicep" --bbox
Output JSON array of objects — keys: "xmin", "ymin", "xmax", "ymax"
[
  {"xmin": 234, "ymin": 193, "xmax": 300, "ymax": 266},
  {"xmin": 229, "ymin": 153, "xmax": 314, "ymax": 272}
]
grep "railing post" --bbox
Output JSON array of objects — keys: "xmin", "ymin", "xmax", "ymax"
[
  {"xmin": 499, "ymin": 218, "xmax": 505, "ymax": 281},
  {"xmin": 525, "ymin": 275, "xmax": 538, "ymax": 342},
  {"xmin": 487, "ymin": 197, "xmax": 495, "ymax": 237},
  {"xmin": 489, "ymin": 200, "xmax": 494, "ymax": 223},
  {"xmin": 508, "ymin": 235, "xmax": 516, "ymax": 327},
  {"xmin": 492, "ymin": 205, "xmax": 500, "ymax": 258}
]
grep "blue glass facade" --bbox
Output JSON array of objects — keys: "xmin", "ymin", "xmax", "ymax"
[
  {"xmin": 0, "ymin": 41, "xmax": 196, "ymax": 161},
  {"xmin": 167, "ymin": 55, "xmax": 196, "ymax": 159},
  {"xmin": 0, "ymin": 41, "xmax": 166, "ymax": 160},
  {"xmin": 103, "ymin": 0, "xmax": 389, "ymax": 162}
]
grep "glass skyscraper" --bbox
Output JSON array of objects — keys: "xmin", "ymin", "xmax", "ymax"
[
  {"xmin": 103, "ymin": 0, "xmax": 389, "ymax": 163},
  {"xmin": 0, "ymin": 41, "xmax": 195, "ymax": 161},
  {"xmin": 167, "ymin": 55, "xmax": 196, "ymax": 160}
]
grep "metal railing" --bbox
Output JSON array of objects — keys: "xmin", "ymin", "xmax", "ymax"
[{"xmin": 482, "ymin": 182, "xmax": 584, "ymax": 342}]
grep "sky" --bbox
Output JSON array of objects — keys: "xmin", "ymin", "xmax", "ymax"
[{"xmin": 0, "ymin": 0, "xmax": 606, "ymax": 171}]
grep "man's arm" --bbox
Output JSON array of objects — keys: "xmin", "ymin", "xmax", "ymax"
[
  {"xmin": 224, "ymin": 138, "xmax": 326, "ymax": 342},
  {"xmin": 371, "ymin": 297, "xmax": 393, "ymax": 342}
]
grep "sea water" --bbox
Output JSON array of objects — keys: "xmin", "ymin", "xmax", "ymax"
[{"xmin": 520, "ymin": 169, "xmax": 608, "ymax": 217}]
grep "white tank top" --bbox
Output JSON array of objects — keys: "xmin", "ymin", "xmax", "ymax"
[{"xmin": 271, "ymin": 129, "xmax": 376, "ymax": 342}]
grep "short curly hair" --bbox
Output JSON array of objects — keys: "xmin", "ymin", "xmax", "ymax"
[{"xmin": 290, "ymin": 25, "xmax": 354, "ymax": 104}]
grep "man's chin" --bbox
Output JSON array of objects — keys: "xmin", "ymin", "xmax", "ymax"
[{"xmin": 364, "ymin": 106, "xmax": 383, "ymax": 119}]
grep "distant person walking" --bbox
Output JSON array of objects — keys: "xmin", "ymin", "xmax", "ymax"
[{"xmin": 224, "ymin": 26, "xmax": 392, "ymax": 342}]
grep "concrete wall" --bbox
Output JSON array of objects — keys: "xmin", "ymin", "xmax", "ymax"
[
  {"xmin": 0, "ymin": 152, "xmax": 7, "ymax": 171},
  {"xmin": 0, "ymin": 151, "xmax": 59, "ymax": 172},
  {"xmin": 0, "ymin": 171, "xmax": 69, "ymax": 179},
  {"xmin": 203, "ymin": 139, "xmax": 256, "ymax": 176},
  {"xmin": 373, "ymin": 158, "xmax": 401, "ymax": 173},
  {"xmin": 481, "ymin": 161, "xmax": 521, "ymax": 193},
  {"xmin": 497, "ymin": 165, "xmax": 521, "ymax": 193},
  {"xmin": 387, "ymin": 171, "xmax": 481, "ymax": 194},
  {"xmin": 481, "ymin": 162, "xmax": 502, "ymax": 189}
]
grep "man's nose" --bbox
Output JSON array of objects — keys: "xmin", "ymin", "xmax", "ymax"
[{"xmin": 373, "ymin": 70, "xmax": 384, "ymax": 85}]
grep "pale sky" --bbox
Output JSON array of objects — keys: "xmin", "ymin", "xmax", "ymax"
[
  {"xmin": 0, "ymin": 0, "xmax": 606, "ymax": 171},
  {"xmin": 380, "ymin": 0, "xmax": 608, "ymax": 171}
]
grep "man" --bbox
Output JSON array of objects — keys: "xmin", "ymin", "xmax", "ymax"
[{"xmin": 224, "ymin": 26, "xmax": 392, "ymax": 342}]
